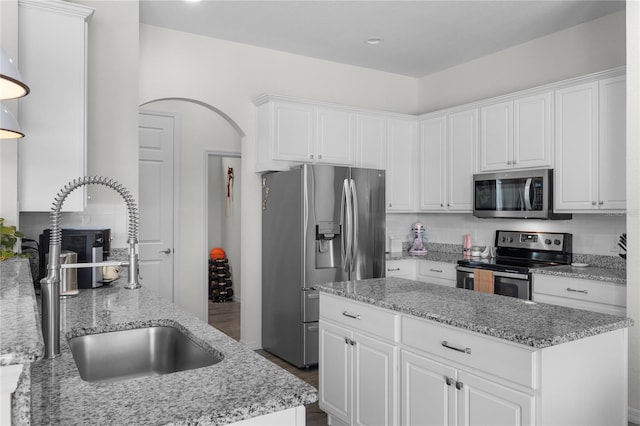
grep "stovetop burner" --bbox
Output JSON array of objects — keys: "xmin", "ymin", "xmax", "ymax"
[{"xmin": 457, "ymin": 230, "xmax": 572, "ymax": 273}]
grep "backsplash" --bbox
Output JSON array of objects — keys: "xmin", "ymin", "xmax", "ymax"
[{"xmin": 387, "ymin": 212, "xmax": 626, "ymax": 257}]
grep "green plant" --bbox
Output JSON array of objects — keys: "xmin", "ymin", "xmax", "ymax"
[{"xmin": 0, "ymin": 218, "xmax": 27, "ymax": 261}]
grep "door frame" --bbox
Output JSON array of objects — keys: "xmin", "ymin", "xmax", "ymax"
[
  {"xmin": 202, "ymin": 150, "xmax": 241, "ymax": 319},
  {"xmin": 138, "ymin": 109, "xmax": 181, "ymax": 302}
]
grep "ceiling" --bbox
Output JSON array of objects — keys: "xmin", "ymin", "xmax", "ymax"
[{"xmin": 139, "ymin": 0, "xmax": 625, "ymax": 78}]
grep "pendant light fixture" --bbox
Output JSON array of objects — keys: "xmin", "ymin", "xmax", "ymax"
[
  {"xmin": 0, "ymin": 48, "xmax": 30, "ymax": 139},
  {"xmin": 0, "ymin": 105, "xmax": 25, "ymax": 139},
  {"xmin": 0, "ymin": 48, "xmax": 30, "ymax": 100}
]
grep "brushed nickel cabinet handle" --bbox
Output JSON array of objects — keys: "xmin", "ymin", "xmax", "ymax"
[
  {"xmin": 342, "ymin": 311, "xmax": 361, "ymax": 320},
  {"xmin": 442, "ymin": 340, "xmax": 471, "ymax": 354},
  {"xmin": 566, "ymin": 287, "xmax": 588, "ymax": 294}
]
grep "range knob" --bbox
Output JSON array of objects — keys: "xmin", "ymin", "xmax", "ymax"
[
  {"xmin": 545, "ymin": 239, "xmax": 552, "ymax": 245},
  {"xmin": 554, "ymin": 239, "xmax": 561, "ymax": 245}
]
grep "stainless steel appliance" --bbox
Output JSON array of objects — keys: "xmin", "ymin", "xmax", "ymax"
[
  {"xmin": 473, "ymin": 168, "xmax": 571, "ymax": 220},
  {"xmin": 39, "ymin": 228, "xmax": 111, "ymax": 289},
  {"xmin": 262, "ymin": 164, "xmax": 385, "ymax": 367},
  {"xmin": 456, "ymin": 230, "xmax": 572, "ymax": 300}
]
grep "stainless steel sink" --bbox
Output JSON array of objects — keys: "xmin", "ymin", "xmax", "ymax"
[{"xmin": 68, "ymin": 326, "xmax": 223, "ymax": 383}]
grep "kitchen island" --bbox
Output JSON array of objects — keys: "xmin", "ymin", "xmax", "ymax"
[
  {"xmin": 315, "ymin": 277, "xmax": 633, "ymax": 426},
  {"xmin": 2, "ymin": 259, "xmax": 317, "ymax": 425}
]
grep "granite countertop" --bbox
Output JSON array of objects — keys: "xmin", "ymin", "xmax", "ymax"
[
  {"xmin": 315, "ymin": 277, "xmax": 633, "ymax": 349},
  {"xmin": 28, "ymin": 280, "xmax": 317, "ymax": 425},
  {"xmin": 0, "ymin": 259, "xmax": 44, "ymax": 366},
  {"xmin": 530, "ymin": 264, "xmax": 626, "ymax": 284},
  {"xmin": 387, "ymin": 249, "xmax": 626, "ymax": 284},
  {"xmin": 386, "ymin": 250, "xmax": 462, "ymax": 264}
]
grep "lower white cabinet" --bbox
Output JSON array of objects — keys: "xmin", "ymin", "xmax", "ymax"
[
  {"xmin": 319, "ymin": 295, "xmax": 399, "ymax": 426},
  {"xmin": 320, "ymin": 292, "xmax": 628, "ymax": 426},
  {"xmin": 401, "ymin": 350, "xmax": 533, "ymax": 426},
  {"xmin": 416, "ymin": 260, "xmax": 456, "ymax": 287},
  {"xmin": 385, "ymin": 260, "xmax": 416, "ymax": 279},
  {"xmin": 532, "ymin": 274, "xmax": 626, "ymax": 316}
]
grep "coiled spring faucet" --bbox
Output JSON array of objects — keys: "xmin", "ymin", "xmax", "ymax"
[{"xmin": 40, "ymin": 176, "xmax": 141, "ymax": 358}]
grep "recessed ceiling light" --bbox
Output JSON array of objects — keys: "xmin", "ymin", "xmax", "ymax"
[{"xmin": 366, "ymin": 37, "xmax": 383, "ymax": 45}]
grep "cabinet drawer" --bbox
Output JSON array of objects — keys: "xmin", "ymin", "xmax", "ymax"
[
  {"xmin": 320, "ymin": 294, "xmax": 398, "ymax": 341},
  {"xmin": 385, "ymin": 259, "xmax": 416, "ymax": 278},
  {"xmin": 417, "ymin": 260, "xmax": 456, "ymax": 286},
  {"xmin": 401, "ymin": 316, "xmax": 536, "ymax": 388},
  {"xmin": 533, "ymin": 274, "xmax": 626, "ymax": 307}
]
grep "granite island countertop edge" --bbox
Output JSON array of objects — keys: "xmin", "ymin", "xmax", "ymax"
[{"xmin": 315, "ymin": 277, "xmax": 633, "ymax": 350}]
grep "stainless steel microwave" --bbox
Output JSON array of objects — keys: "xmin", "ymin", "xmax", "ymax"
[{"xmin": 473, "ymin": 169, "xmax": 571, "ymax": 220}]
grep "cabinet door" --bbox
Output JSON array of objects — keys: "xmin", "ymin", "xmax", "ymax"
[
  {"xmin": 385, "ymin": 260, "xmax": 416, "ymax": 279},
  {"xmin": 353, "ymin": 332, "xmax": 397, "ymax": 426},
  {"xmin": 447, "ymin": 109, "xmax": 477, "ymax": 212},
  {"xmin": 355, "ymin": 114, "xmax": 387, "ymax": 169},
  {"xmin": 18, "ymin": 1, "xmax": 93, "ymax": 211},
  {"xmin": 386, "ymin": 119, "xmax": 417, "ymax": 212},
  {"xmin": 479, "ymin": 101, "xmax": 513, "ymax": 171},
  {"xmin": 319, "ymin": 321, "xmax": 352, "ymax": 425},
  {"xmin": 401, "ymin": 350, "xmax": 456, "ymax": 426},
  {"xmin": 316, "ymin": 108, "xmax": 355, "ymax": 165},
  {"xmin": 457, "ymin": 371, "xmax": 534, "ymax": 426},
  {"xmin": 514, "ymin": 92, "xmax": 553, "ymax": 169},
  {"xmin": 598, "ymin": 76, "xmax": 626, "ymax": 210},
  {"xmin": 419, "ymin": 116, "xmax": 447, "ymax": 211},
  {"xmin": 554, "ymin": 82, "xmax": 599, "ymax": 211},
  {"xmin": 272, "ymin": 101, "xmax": 315, "ymax": 162}
]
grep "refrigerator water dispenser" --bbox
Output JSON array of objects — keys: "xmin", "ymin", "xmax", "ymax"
[{"xmin": 316, "ymin": 222, "xmax": 341, "ymax": 269}]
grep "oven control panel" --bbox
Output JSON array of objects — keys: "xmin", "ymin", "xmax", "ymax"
[{"xmin": 495, "ymin": 231, "xmax": 569, "ymax": 252}]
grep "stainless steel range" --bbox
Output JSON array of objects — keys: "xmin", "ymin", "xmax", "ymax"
[{"xmin": 456, "ymin": 230, "xmax": 572, "ymax": 300}]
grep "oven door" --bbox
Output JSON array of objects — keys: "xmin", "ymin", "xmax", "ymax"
[{"xmin": 456, "ymin": 266, "xmax": 531, "ymax": 300}]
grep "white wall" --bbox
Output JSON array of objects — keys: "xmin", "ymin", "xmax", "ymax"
[
  {"xmin": 626, "ymin": 2, "xmax": 640, "ymax": 422},
  {"xmin": 139, "ymin": 24, "xmax": 419, "ymax": 347},
  {"xmin": 417, "ymin": 10, "xmax": 626, "ymax": 113}
]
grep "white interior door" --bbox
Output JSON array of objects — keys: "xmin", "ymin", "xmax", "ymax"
[{"xmin": 138, "ymin": 111, "xmax": 175, "ymax": 301}]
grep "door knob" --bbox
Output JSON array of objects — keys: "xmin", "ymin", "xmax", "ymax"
[{"xmin": 160, "ymin": 248, "xmax": 172, "ymax": 254}]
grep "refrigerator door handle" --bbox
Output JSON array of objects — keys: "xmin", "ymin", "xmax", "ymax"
[
  {"xmin": 341, "ymin": 178, "xmax": 352, "ymax": 272},
  {"xmin": 350, "ymin": 179, "xmax": 358, "ymax": 272}
]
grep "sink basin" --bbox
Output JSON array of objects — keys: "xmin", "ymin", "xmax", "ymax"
[{"xmin": 68, "ymin": 326, "xmax": 223, "ymax": 383}]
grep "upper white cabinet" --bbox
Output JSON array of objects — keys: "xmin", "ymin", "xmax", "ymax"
[
  {"xmin": 554, "ymin": 75, "xmax": 626, "ymax": 212},
  {"xmin": 479, "ymin": 92, "xmax": 552, "ymax": 172},
  {"xmin": 255, "ymin": 97, "xmax": 356, "ymax": 171},
  {"xmin": 355, "ymin": 113, "xmax": 387, "ymax": 170},
  {"xmin": 18, "ymin": 0, "xmax": 94, "ymax": 211},
  {"xmin": 419, "ymin": 108, "xmax": 476, "ymax": 213},
  {"xmin": 386, "ymin": 118, "xmax": 417, "ymax": 212}
]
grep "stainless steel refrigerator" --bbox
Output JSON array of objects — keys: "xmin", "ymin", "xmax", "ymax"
[{"xmin": 261, "ymin": 164, "xmax": 386, "ymax": 367}]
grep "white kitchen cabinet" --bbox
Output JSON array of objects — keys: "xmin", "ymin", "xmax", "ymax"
[
  {"xmin": 554, "ymin": 75, "xmax": 626, "ymax": 212},
  {"xmin": 416, "ymin": 260, "xmax": 456, "ymax": 287},
  {"xmin": 18, "ymin": 0, "xmax": 94, "ymax": 212},
  {"xmin": 478, "ymin": 92, "xmax": 552, "ymax": 172},
  {"xmin": 355, "ymin": 114, "xmax": 387, "ymax": 170},
  {"xmin": 446, "ymin": 109, "xmax": 477, "ymax": 211},
  {"xmin": 316, "ymin": 107, "xmax": 356, "ymax": 165},
  {"xmin": 385, "ymin": 259, "xmax": 416, "ymax": 279},
  {"xmin": 532, "ymin": 274, "xmax": 626, "ymax": 316},
  {"xmin": 400, "ymin": 350, "xmax": 533, "ymax": 426},
  {"xmin": 254, "ymin": 96, "xmax": 355, "ymax": 172},
  {"xmin": 321, "ymin": 291, "xmax": 628, "ymax": 426},
  {"xmin": 418, "ymin": 108, "xmax": 476, "ymax": 213},
  {"xmin": 386, "ymin": 118, "xmax": 418, "ymax": 212},
  {"xmin": 319, "ymin": 295, "xmax": 399, "ymax": 426},
  {"xmin": 418, "ymin": 115, "xmax": 447, "ymax": 211}
]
